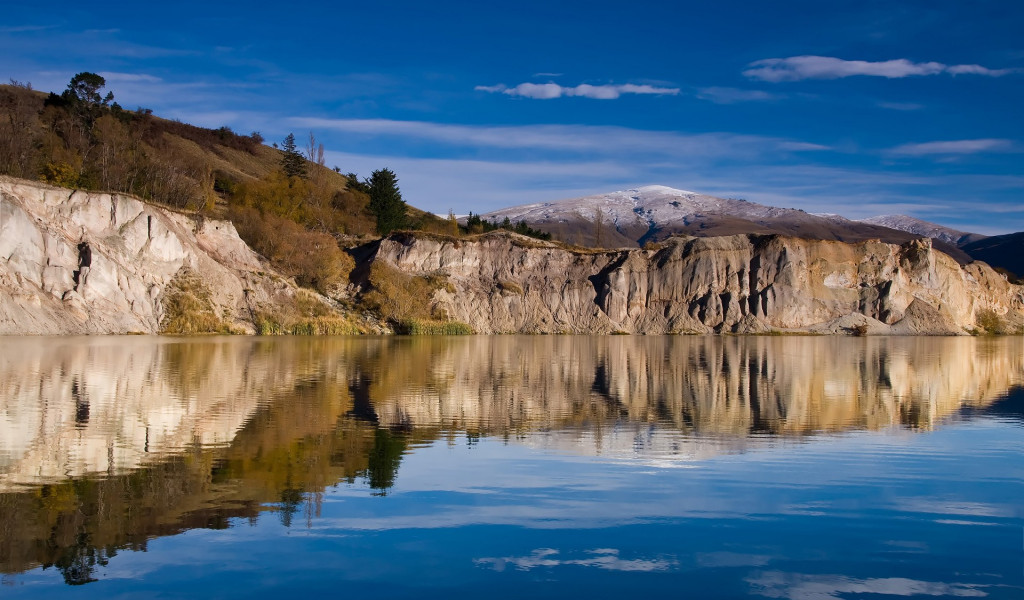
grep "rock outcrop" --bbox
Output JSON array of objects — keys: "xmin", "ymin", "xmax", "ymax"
[
  {"xmin": 370, "ymin": 231, "xmax": 1024, "ymax": 335},
  {"xmin": 0, "ymin": 177, "xmax": 321, "ymax": 334},
  {"xmin": 4, "ymin": 177, "xmax": 1023, "ymax": 336}
]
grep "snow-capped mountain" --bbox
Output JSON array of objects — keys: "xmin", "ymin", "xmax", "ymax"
[
  {"xmin": 478, "ymin": 186, "xmax": 977, "ymax": 262},
  {"xmin": 858, "ymin": 215, "xmax": 986, "ymax": 247}
]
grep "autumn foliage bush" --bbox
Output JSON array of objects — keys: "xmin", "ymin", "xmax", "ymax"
[{"xmin": 231, "ymin": 206, "xmax": 353, "ymax": 294}]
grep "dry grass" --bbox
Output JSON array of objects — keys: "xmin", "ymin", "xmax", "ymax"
[
  {"xmin": 397, "ymin": 319, "xmax": 474, "ymax": 335},
  {"xmin": 497, "ymin": 280, "xmax": 524, "ymax": 295},
  {"xmin": 362, "ymin": 262, "xmax": 444, "ymax": 323},
  {"xmin": 160, "ymin": 268, "xmax": 235, "ymax": 334},
  {"xmin": 254, "ymin": 288, "xmax": 367, "ymax": 335},
  {"xmin": 973, "ymin": 309, "xmax": 1022, "ymax": 335}
]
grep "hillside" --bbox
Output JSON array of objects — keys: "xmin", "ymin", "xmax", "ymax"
[
  {"xmin": 0, "ymin": 77, "xmax": 454, "ymax": 293},
  {"xmin": 961, "ymin": 232, "xmax": 1024, "ymax": 280},
  {"xmin": 476, "ymin": 185, "xmax": 974, "ymax": 262}
]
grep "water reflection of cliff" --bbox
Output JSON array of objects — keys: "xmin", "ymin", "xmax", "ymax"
[
  {"xmin": 1, "ymin": 335, "xmax": 1022, "ymax": 581},
  {"xmin": 369, "ymin": 335, "xmax": 1024, "ymax": 434}
]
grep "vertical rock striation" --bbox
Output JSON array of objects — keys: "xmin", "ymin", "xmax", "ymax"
[{"xmin": 372, "ymin": 231, "xmax": 1024, "ymax": 334}]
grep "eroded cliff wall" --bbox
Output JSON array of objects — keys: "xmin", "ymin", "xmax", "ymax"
[
  {"xmin": 0, "ymin": 177, "xmax": 307, "ymax": 334},
  {"xmin": 373, "ymin": 231, "xmax": 1024, "ymax": 334}
]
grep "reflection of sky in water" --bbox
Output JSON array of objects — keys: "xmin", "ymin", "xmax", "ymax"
[
  {"xmin": 7, "ymin": 418, "xmax": 1022, "ymax": 599},
  {"xmin": 0, "ymin": 337, "xmax": 1022, "ymax": 598}
]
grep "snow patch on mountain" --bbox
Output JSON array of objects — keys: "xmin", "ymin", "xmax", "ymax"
[{"xmin": 859, "ymin": 215, "xmax": 984, "ymax": 246}]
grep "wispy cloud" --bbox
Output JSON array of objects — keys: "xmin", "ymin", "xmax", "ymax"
[
  {"xmin": 746, "ymin": 571, "xmax": 988, "ymax": 600},
  {"xmin": 745, "ymin": 55, "xmax": 1019, "ymax": 82},
  {"xmin": 97, "ymin": 71, "xmax": 162, "ymax": 83},
  {"xmin": 697, "ymin": 87, "xmax": 782, "ymax": 104},
  {"xmin": 476, "ymin": 82, "xmax": 679, "ymax": 99},
  {"xmin": 291, "ymin": 118, "xmax": 823, "ymax": 158},
  {"xmin": 945, "ymin": 64, "xmax": 1015, "ymax": 76},
  {"xmin": 475, "ymin": 548, "xmax": 677, "ymax": 573},
  {"xmin": 877, "ymin": 101, "xmax": 924, "ymax": 111},
  {"xmin": 0, "ymin": 24, "xmax": 58, "ymax": 33},
  {"xmin": 889, "ymin": 138, "xmax": 1017, "ymax": 156}
]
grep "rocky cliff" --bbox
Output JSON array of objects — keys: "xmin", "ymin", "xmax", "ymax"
[
  {"xmin": 4, "ymin": 177, "xmax": 1023, "ymax": 336},
  {"xmin": 0, "ymin": 177, "xmax": 328, "ymax": 334},
  {"xmin": 371, "ymin": 230, "xmax": 1024, "ymax": 335}
]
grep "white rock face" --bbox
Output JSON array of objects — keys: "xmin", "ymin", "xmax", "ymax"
[
  {"xmin": 0, "ymin": 177, "xmax": 298, "ymax": 334},
  {"xmin": 373, "ymin": 231, "xmax": 1024, "ymax": 335}
]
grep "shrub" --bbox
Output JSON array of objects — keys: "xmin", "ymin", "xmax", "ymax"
[
  {"xmin": 398, "ymin": 319, "xmax": 474, "ymax": 335},
  {"xmin": 975, "ymin": 309, "xmax": 1005, "ymax": 335},
  {"xmin": 361, "ymin": 263, "xmax": 460, "ymax": 327},
  {"xmin": 232, "ymin": 206, "xmax": 354, "ymax": 294},
  {"xmin": 160, "ymin": 268, "xmax": 232, "ymax": 334},
  {"xmin": 40, "ymin": 161, "xmax": 79, "ymax": 187}
]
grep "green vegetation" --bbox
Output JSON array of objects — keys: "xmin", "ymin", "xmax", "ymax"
[
  {"xmin": 465, "ymin": 212, "xmax": 552, "ymax": 241},
  {"xmin": 279, "ymin": 133, "xmax": 306, "ymax": 178},
  {"xmin": 398, "ymin": 319, "xmax": 474, "ymax": 335},
  {"xmin": 367, "ymin": 168, "xmax": 407, "ymax": 235}
]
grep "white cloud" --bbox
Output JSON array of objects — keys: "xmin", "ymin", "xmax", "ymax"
[
  {"xmin": 889, "ymin": 139, "xmax": 1016, "ymax": 156},
  {"xmin": 746, "ymin": 571, "xmax": 987, "ymax": 600},
  {"xmin": 744, "ymin": 55, "xmax": 1018, "ymax": 82},
  {"xmin": 476, "ymin": 82, "xmax": 679, "ymax": 99},
  {"xmin": 475, "ymin": 548, "xmax": 678, "ymax": 573},
  {"xmin": 946, "ymin": 64, "xmax": 1017, "ymax": 76}
]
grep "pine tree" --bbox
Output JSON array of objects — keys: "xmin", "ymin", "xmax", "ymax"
[
  {"xmin": 367, "ymin": 168, "xmax": 406, "ymax": 235},
  {"xmin": 280, "ymin": 133, "xmax": 306, "ymax": 178}
]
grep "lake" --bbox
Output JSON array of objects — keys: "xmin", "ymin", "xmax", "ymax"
[{"xmin": 1, "ymin": 335, "xmax": 1021, "ymax": 599}]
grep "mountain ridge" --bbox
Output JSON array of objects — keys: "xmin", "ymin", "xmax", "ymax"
[{"xmin": 477, "ymin": 185, "xmax": 977, "ymax": 263}]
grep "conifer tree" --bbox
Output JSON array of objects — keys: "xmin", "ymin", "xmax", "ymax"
[
  {"xmin": 367, "ymin": 168, "xmax": 407, "ymax": 235},
  {"xmin": 280, "ymin": 133, "xmax": 306, "ymax": 178}
]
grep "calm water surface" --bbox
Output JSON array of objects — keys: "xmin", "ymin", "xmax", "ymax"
[{"xmin": 0, "ymin": 335, "xmax": 1021, "ymax": 598}]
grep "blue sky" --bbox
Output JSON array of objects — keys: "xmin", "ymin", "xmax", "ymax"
[{"xmin": 3, "ymin": 0, "xmax": 1022, "ymax": 233}]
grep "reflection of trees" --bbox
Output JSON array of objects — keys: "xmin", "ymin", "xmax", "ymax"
[
  {"xmin": 1, "ymin": 335, "xmax": 1022, "ymax": 583},
  {"xmin": 53, "ymin": 533, "xmax": 112, "ymax": 586},
  {"xmin": 367, "ymin": 429, "xmax": 407, "ymax": 494}
]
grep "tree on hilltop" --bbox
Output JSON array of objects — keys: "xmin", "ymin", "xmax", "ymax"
[
  {"xmin": 367, "ymin": 168, "xmax": 406, "ymax": 235},
  {"xmin": 280, "ymin": 133, "xmax": 306, "ymax": 178},
  {"xmin": 63, "ymin": 72, "xmax": 114, "ymax": 108}
]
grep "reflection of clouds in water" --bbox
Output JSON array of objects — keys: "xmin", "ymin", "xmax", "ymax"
[
  {"xmin": 934, "ymin": 519, "xmax": 1002, "ymax": 527},
  {"xmin": 475, "ymin": 547, "xmax": 677, "ymax": 573},
  {"xmin": 892, "ymin": 498, "xmax": 1013, "ymax": 519},
  {"xmin": 747, "ymin": 571, "xmax": 988, "ymax": 599}
]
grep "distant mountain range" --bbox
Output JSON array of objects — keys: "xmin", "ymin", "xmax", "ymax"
[
  {"xmin": 856, "ymin": 215, "xmax": 986, "ymax": 247},
  {"xmin": 478, "ymin": 185, "xmax": 1019, "ymax": 276}
]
